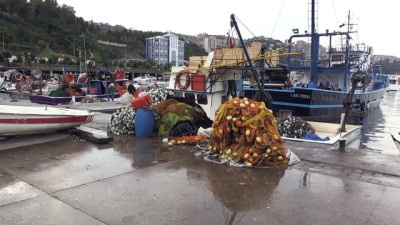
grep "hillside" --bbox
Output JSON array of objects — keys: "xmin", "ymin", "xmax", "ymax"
[
  {"xmin": 0, "ymin": 0, "xmax": 399, "ymax": 73},
  {"xmin": 0, "ymin": 0, "xmax": 207, "ymax": 67}
]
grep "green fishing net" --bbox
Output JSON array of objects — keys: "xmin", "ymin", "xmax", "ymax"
[{"xmin": 154, "ymin": 98, "xmax": 212, "ymax": 137}]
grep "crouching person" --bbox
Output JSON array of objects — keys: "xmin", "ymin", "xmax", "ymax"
[{"xmin": 107, "ymin": 83, "xmax": 116, "ymax": 101}]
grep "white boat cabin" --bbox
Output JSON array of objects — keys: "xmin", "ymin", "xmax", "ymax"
[
  {"xmin": 388, "ymin": 74, "xmax": 399, "ymax": 91},
  {"xmin": 167, "ymin": 65, "xmax": 230, "ymax": 121}
]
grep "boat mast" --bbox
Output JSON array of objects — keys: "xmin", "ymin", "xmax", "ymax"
[
  {"xmin": 310, "ymin": 0, "xmax": 319, "ymax": 83},
  {"xmin": 230, "ymin": 14, "xmax": 273, "ymax": 108},
  {"xmin": 230, "ymin": 14, "xmax": 262, "ymax": 92},
  {"xmin": 343, "ymin": 11, "xmax": 352, "ymax": 91}
]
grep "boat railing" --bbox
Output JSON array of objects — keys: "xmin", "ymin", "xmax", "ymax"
[
  {"xmin": 290, "ymin": 52, "xmax": 369, "ymax": 71},
  {"xmin": 329, "ymin": 43, "xmax": 367, "ymax": 53}
]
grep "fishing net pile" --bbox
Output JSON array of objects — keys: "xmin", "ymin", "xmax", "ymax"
[
  {"xmin": 147, "ymin": 87, "xmax": 168, "ymax": 105},
  {"xmin": 208, "ymin": 97, "xmax": 288, "ymax": 167},
  {"xmin": 107, "ymin": 86, "xmax": 167, "ymax": 136},
  {"xmin": 154, "ymin": 97, "xmax": 213, "ymax": 138},
  {"xmin": 276, "ymin": 114, "xmax": 315, "ymax": 138},
  {"xmin": 107, "ymin": 106, "xmax": 136, "ymax": 135},
  {"xmin": 81, "ymin": 96, "xmax": 106, "ymax": 103}
]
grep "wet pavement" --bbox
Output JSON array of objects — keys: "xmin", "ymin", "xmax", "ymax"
[{"xmin": 1, "ymin": 93, "xmax": 400, "ymax": 224}]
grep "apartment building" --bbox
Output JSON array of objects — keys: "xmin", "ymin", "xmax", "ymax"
[
  {"xmin": 203, "ymin": 35, "xmax": 228, "ymax": 53},
  {"xmin": 145, "ymin": 33, "xmax": 184, "ymax": 66}
]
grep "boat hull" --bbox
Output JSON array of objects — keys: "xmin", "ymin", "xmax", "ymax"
[
  {"xmin": 243, "ymin": 87, "xmax": 387, "ymax": 121},
  {"xmin": 29, "ymin": 93, "xmax": 120, "ymax": 105},
  {"xmin": 0, "ymin": 105, "xmax": 94, "ymax": 136}
]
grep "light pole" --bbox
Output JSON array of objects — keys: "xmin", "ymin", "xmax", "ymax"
[
  {"xmin": 21, "ymin": 52, "xmax": 25, "ymax": 74},
  {"xmin": 1, "ymin": 24, "xmax": 4, "ymax": 52},
  {"xmin": 82, "ymin": 33, "xmax": 87, "ymax": 74},
  {"xmin": 81, "ymin": 33, "xmax": 90, "ymax": 90},
  {"xmin": 77, "ymin": 48, "xmax": 82, "ymax": 72}
]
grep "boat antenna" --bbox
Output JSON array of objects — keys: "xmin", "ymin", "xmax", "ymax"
[
  {"xmin": 270, "ymin": 0, "xmax": 287, "ymax": 37},
  {"xmin": 331, "ymin": 0, "xmax": 339, "ymax": 28}
]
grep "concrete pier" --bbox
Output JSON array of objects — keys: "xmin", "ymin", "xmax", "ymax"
[{"xmin": 1, "ymin": 94, "xmax": 400, "ymax": 225}]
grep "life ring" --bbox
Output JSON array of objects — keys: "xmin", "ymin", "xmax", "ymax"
[
  {"xmin": 15, "ymin": 73, "xmax": 22, "ymax": 81},
  {"xmin": 175, "ymin": 71, "xmax": 191, "ymax": 89},
  {"xmin": 31, "ymin": 70, "xmax": 43, "ymax": 79}
]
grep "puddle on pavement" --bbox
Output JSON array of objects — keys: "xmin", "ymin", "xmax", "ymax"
[
  {"xmin": 148, "ymin": 159, "xmax": 379, "ymax": 225},
  {"xmin": 0, "ymin": 134, "xmax": 193, "ymax": 193},
  {"xmin": 0, "ymin": 134, "xmax": 189, "ymax": 170},
  {"xmin": 112, "ymin": 135, "xmax": 190, "ymax": 168},
  {"xmin": 204, "ymin": 163, "xmax": 286, "ymax": 212}
]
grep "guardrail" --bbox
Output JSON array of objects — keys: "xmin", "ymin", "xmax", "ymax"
[{"xmin": 0, "ymin": 63, "xmax": 169, "ymax": 74}]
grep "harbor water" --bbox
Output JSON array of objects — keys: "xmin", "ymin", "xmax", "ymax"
[{"xmin": 360, "ymin": 90, "xmax": 400, "ymax": 153}]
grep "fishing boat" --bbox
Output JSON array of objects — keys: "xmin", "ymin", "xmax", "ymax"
[
  {"xmin": 133, "ymin": 74, "xmax": 169, "ymax": 89},
  {"xmin": 133, "ymin": 74, "xmax": 157, "ymax": 85},
  {"xmin": 165, "ymin": 61, "xmax": 362, "ymax": 150},
  {"xmin": 388, "ymin": 74, "xmax": 399, "ymax": 91},
  {"xmin": 29, "ymin": 93, "xmax": 121, "ymax": 105},
  {"xmin": 29, "ymin": 71, "xmax": 121, "ymax": 105},
  {"xmin": 0, "ymin": 105, "xmax": 94, "ymax": 136},
  {"xmin": 281, "ymin": 121, "xmax": 362, "ymax": 150},
  {"xmin": 239, "ymin": 1, "xmax": 389, "ymax": 122}
]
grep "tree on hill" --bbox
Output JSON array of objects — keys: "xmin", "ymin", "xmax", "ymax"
[
  {"xmin": 0, "ymin": 0, "xmax": 285, "ymax": 70},
  {"xmin": 0, "ymin": 0, "xmax": 207, "ymax": 68}
]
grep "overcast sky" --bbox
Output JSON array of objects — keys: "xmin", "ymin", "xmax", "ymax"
[{"xmin": 57, "ymin": 0, "xmax": 398, "ymax": 57}]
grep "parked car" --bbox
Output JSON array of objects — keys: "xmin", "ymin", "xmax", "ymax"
[{"xmin": 0, "ymin": 81, "xmax": 16, "ymax": 92}]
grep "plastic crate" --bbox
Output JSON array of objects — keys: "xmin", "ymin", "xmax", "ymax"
[
  {"xmin": 89, "ymin": 87, "xmax": 98, "ymax": 94},
  {"xmin": 131, "ymin": 94, "xmax": 152, "ymax": 111}
]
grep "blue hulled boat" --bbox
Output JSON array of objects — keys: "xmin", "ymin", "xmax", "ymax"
[{"xmin": 235, "ymin": 1, "xmax": 389, "ymax": 121}]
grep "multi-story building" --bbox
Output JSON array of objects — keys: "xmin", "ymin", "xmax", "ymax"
[
  {"xmin": 146, "ymin": 33, "xmax": 184, "ymax": 66},
  {"xmin": 373, "ymin": 55, "xmax": 399, "ymax": 63},
  {"xmin": 203, "ymin": 35, "xmax": 228, "ymax": 53}
]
